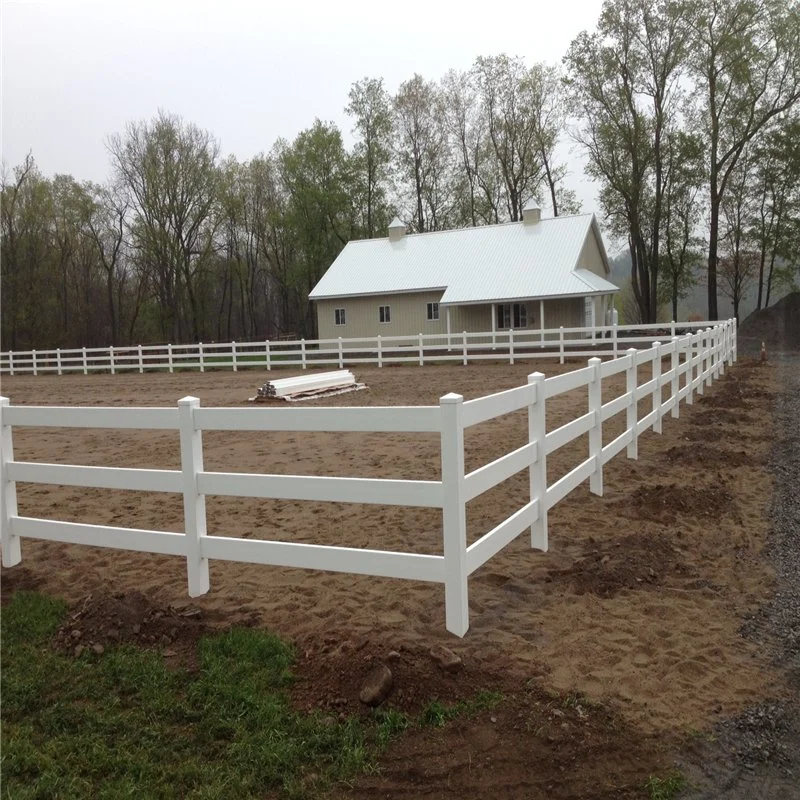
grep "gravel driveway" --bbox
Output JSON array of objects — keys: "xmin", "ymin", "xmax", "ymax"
[{"xmin": 679, "ymin": 350, "xmax": 800, "ymax": 799}]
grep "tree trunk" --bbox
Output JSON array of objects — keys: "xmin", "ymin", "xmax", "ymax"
[{"xmin": 707, "ymin": 188, "xmax": 720, "ymax": 320}]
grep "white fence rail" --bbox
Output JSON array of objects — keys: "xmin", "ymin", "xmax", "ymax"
[
  {"xmin": 0, "ymin": 319, "xmax": 734, "ymax": 375},
  {"xmin": 0, "ymin": 321, "xmax": 736, "ymax": 636}
]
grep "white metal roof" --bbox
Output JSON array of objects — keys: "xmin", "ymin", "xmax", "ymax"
[{"xmin": 309, "ymin": 213, "xmax": 618, "ymax": 304}]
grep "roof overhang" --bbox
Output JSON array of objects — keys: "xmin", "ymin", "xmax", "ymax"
[
  {"xmin": 309, "ymin": 286, "xmax": 447, "ymax": 301},
  {"xmin": 440, "ymin": 288, "xmax": 619, "ymax": 307}
]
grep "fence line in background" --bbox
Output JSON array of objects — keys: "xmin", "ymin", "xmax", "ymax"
[
  {"xmin": 0, "ymin": 322, "xmax": 736, "ymax": 636},
  {"xmin": 0, "ymin": 319, "xmax": 735, "ymax": 376}
]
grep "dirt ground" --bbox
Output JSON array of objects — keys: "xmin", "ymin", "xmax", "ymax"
[{"xmin": 0, "ymin": 355, "xmax": 782, "ymax": 797}]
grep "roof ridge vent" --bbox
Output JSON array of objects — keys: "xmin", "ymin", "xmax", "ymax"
[
  {"xmin": 522, "ymin": 200, "xmax": 541, "ymax": 225},
  {"xmin": 388, "ymin": 216, "xmax": 406, "ymax": 241}
]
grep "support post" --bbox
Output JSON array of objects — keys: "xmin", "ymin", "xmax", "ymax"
[
  {"xmin": 684, "ymin": 334, "xmax": 694, "ymax": 405},
  {"xmin": 626, "ymin": 348, "xmax": 638, "ymax": 459},
  {"xmin": 418, "ymin": 333, "xmax": 424, "ymax": 366},
  {"xmin": 440, "ymin": 392, "xmax": 468, "ymax": 637},
  {"xmin": 32, "ymin": 350, "xmax": 38, "ymax": 377},
  {"xmin": 199, "ymin": 343, "xmax": 204, "ymax": 373},
  {"xmin": 540, "ymin": 299, "xmax": 545, "ymax": 348},
  {"xmin": 670, "ymin": 336, "xmax": 680, "ymax": 419},
  {"xmin": 232, "ymin": 341, "xmax": 237, "ymax": 372},
  {"xmin": 491, "ymin": 304, "xmax": 496, "ymax": 350},
  {"xmin": 82, "ymin": 347, "xmax": 88, "ymax": 375},
  {"xmin": 671, "ymin": 320, "xmax": 676, "ymax": 339},
  {"xmin": 109, "ymin": 346, "xmax": 114, "ymax": 375},
  {"xmin": 509, "ymin": 328, "xmax": 515, "ymax": 365},
  {"xmin": 138, "ymin": 344, "xmax": 144, "ymax": 374},
  {"xmin": 612, "ymin": 312, "xmax": 619, "ymax": 358},
  {"xmin": 338, "ymin": 337, "xmax": 344, "ymax": 369},
  {"xmin": 266, "ymin": 340, "xmax": 271, "ymax": 371},
  {"xmin": 588, "ymin": 357, "xmax": 603, "ymax": 496},
  {"xmin": 0, "ymin": 397, "xmax": 21, "ymax": 567},
  {"xmin": 528, "ymin": 373, "xmax": 548, "ymax": 551},
  {"xmin": 56, "ymin": 349, "xmax": 62, "ymax": 376},
  {"xmin": 590, "ymin": 299, "xmax": 596, "ymax": 342},
  {"xmin": 462, "ymin": 331, "xmax": 468, "ymax": 366},
  {"xmin": 697, "ymin": 332, "xmax": 705, "ymax": 396},
  {"xmin": 301, "ymin": 338, "xmax": 307, "ymax": 370},
  {"xmin": 8, "ymin": 352, "xmax": 13, "ymax": 377},
  {"xmin": 178, "ymin": 396, "xmax": 210, "ymax": 597},
  {"xmin": 652, "ymin": 341, "xmax": 662, "ymax": 434},
  {"xmin": 446, "ymin": 307, "xmax": 452, "ymax": 351},
  {"xmin": 377, "ymin": 335, "xmax": 383, "ymax": 368}
]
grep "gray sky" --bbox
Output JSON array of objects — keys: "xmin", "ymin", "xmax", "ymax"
[{"xmin": 2, "ymin": 0, "xmax": 604, "ymax": 213}]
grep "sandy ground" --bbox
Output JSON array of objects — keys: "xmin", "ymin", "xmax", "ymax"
[{"xmin": 0, "ymin": 356, "xmax": 779, "ymax": 737}]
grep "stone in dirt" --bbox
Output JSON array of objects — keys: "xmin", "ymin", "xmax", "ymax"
[
  {"xmin": 359, "ymin": 664, "xmax": 393, "ymax": 707},
  {"xmin": 430, "ymin": 644, "xmax": 463, "ymax": 673}
]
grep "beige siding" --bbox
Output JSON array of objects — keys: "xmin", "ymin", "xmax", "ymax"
[{"xmin": 576, "ymin": 229, "xmax": 608, "ymax": 278}]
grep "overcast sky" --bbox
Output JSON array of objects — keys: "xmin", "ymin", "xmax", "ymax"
[{"xmin": 2, "ymin": 0, "xmax": 605, "ymax": 214}]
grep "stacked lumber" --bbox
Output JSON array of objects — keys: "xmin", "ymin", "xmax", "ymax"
[{"xmin": 250, "ymin": 370, "xmax": 365, "ymax": 402}]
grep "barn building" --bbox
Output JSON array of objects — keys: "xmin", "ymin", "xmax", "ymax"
[{"xmin": 309, "ymin": 202, "xmax": 619, "ymax": 341}]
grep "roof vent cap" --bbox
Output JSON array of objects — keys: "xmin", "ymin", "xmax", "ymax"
[
  {"xmin": 522, "ymin": 200, "xmax": 541, "ymax": 225},
  {"xmin": 388, "ymin": 216, "xmax": 406, "ymax": 241}
]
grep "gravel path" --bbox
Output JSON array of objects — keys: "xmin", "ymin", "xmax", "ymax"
[{"xmin": 679, "ymin": 351, "xmax": 800, "ymax": 799}]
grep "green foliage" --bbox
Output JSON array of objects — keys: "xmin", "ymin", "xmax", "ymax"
[{"xmin": 646, "ymin": 772, "xmax": 687, "ymax": 800}]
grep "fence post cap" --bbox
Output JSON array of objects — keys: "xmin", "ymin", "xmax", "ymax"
[
  {"xmin": 178, "ymin": 395, "xmax": 200, "ymax": 407},
  {"xmin": 440, "ymin": 392, "xmax": 463, "ymax": 404},
  {"xmin": 528, "ymin": 371, "xmax": 545, "ymax": 383},
  {"xmin": 0, "ymin": 396, "xmax": 8, "ymax": 405}
]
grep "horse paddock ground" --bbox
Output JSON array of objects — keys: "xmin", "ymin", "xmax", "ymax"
[{"xmin": 1, "ymin": 358, "xmax": 782, "ymax": 796}]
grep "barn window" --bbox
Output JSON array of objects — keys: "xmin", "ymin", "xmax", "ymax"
[
  {"xmin": 497, "ymin": 303, "xmax": 528, "ymax": 329},
  {"xmin": 334, "ymin": 308, "xmax": 346, "ymax": 326},
  {"xmin": 426, "ymin": 302, "xmax": 439, "ymax": 321},
  {"xmin": 379, "ymin": 305, "xmax": 391, "ymax": 323}
]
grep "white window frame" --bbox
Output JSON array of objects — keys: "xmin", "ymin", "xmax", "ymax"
[
  {"xmin": 334, "ymin": 308, "xmax": 346, "ymax": 327},
  {"xmin": 379, "ymin": 305, "xmax": 391, "ymax": 324},
  {"xmin": 426, "ymin": 302, "xmax": 439, "ymax": 321},
  {"xmin": 497, "ymin": 303, "xmax": 528, "ymax": 329}
]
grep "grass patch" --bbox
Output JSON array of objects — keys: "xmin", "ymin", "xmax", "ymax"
[
  {"xmin": 0, "ymin": 592, "xmax": 395, "ymax": 799},
  {"xmin": 646, "ymin": 772, "xmax": 687, "ymax": 800},
  {"xmin": 420, "ymin": 689, "xmax": 503, "ymax": 727}
]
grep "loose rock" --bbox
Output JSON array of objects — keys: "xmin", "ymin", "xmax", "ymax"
[
  {"xmin": 359, "ymin": 663, "xmax": 393, "ymax": 707},
  {"xmin": 430, "ymin": 644, "xmax": 463, "ymax": 673}
]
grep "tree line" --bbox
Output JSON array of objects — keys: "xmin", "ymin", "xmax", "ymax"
[{"xmin": 2, "ymin": 0, "xmax": 799, "ymax": 352}]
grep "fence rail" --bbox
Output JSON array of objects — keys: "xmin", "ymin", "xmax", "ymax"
[
  {"xmin": 0, "ymin": 319, "xmax": 732, "ymax": 376},
  {"xmin": 0, "ymin": 320, "xmax": 737, "ymax": 636}
]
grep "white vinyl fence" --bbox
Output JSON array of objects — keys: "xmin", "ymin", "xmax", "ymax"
[
  {"xmin": 0, "ymin": 319, "xmax": 734, "ymax": 375},
  {"xmin": 0, "ymin": 321, "xmax": 736, "ymax": 636}
]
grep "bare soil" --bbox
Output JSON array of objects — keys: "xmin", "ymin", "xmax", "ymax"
[{"xmin": 0, "ymin": 356, "xmax": 781, "ymax": 796}]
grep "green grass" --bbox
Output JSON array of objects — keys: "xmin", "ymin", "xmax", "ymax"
[
  {"xmin": 646, "ymin": 772, "xmax": 687, "ymax": 800},
  {"xmin": 420, "ymin": 689, "xmax": 504, "ymax": 727},
  {"xmin": 0, "ymin": 592, "xmax": 385, "ymax": 799}
]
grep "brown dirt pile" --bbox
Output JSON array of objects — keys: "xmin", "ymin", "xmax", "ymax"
[{"xmin": 738, "ymin": 291, "xmax": 800, "ymax": 351}]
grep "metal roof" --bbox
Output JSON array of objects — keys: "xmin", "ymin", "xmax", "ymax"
[{"xmin": 309, "ymin": 213, "xmax": 619, "ymax": 303}]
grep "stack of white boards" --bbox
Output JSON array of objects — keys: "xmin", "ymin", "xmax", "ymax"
[{"xmin": 250, "ymin": 370, "xmax": 366, "ymax": 402}]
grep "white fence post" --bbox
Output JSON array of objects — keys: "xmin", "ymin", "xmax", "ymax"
[
  {"xmin": 32, "ymin": 350, "xmax": 38, "ymax": 377},
  {"xmin": 716, "ymin": 326, "xmax": 724, "ymax": 377},
  {"xmin": 671, "ymin": 320, "xmax": 676, "ymax": 339},
  {"xmin": 684, "ymin": 334, "xmax": 694, "ymax": 406},
  {"xmin": 652, "ymin": 341, "xmax": 662, "ymax": 434},
  {"xmin": 418, "ymin": 333, "xmax": 424, "ymax": 366},
  {"xmin": 56, "ymin": 348, "xmax": 62, "ymax": 376},
  {"xmin": 0, "ymin": 397, "xmax": 21, "ymax": 567},
  {"xmin": 199, "ymin": 343, "xmax": 205, "ymax": 373},
  {"xmin": 138, "ymin": 344, "xmax": 144, "ymax": 373},
  {"xmin": 82, "ymin": 346, "xmax": 87, "ymax": 375},
  {"xmin": 338, "ymin": 337, "xmax": 344, "ymax": 369},
  {"xmin": 588, "ymin": 357, "xmax": 603, "ymax": 496},
  {"xmin": 377, "ymin": 335, "xmax": 383, "ymax": 368},
  {"xmin": 109, "ymin": 346, "xmax": 115, "ymax": 375},
  {"xmin": 440, "ymin": 392, "xmax": 468, "ymax": 637},
  {"xmin": 509, "ymin": 328, "xmax": 515, "ymax": 365},
  {"xmin": 462, "ymin": 331, "xmax": 468, "ymax": 366},
  {"xmin": 265, "ymin": 340, "xmax": 271, "ymax": 371},
  {"xmin": 231, "ymin": 341, "xmax": 237, "ymax": 372},
  {"xmin": 733, "ymin": 318, "xmax": 738, "ymax": 363},
  {"xmin": 612, "ymin": 317, "xmax": 618, "ymax": 358},
  {"xmin": 670, "ymin": 336, "xmax": 680, "ymax": 419},
  {"xmin": 626, "ymin": 348, "xmax": 638, "ymax": 459},
  {"xmin": 178, "ymin": 396, "xmax": 210, "ymax": 597},
  {"xmin": 528, "ymin": 373, "xmax": 548, "ymax": 551},
  {"xmin": 168, "ymin": 343, "xmax": 174, "ymax": 374},
  {"xmin": 8, "ymin": 352, "xmax": 13, "ymax": 377},
  {"xmin": 697, "ymin": 332, "xmax": 705, "ymax": 396},
  {"xmin": 301, "ymin": 338, "xmax": 307, "ymax": 370},
  {"xmin": 559, "ymin": 327, "xmax": 564, "ymax": 364}
]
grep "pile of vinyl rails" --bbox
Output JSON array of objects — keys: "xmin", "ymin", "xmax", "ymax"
[{"xmin": 251, "ymin": 370, "xmax": 364, "ymax": 402}]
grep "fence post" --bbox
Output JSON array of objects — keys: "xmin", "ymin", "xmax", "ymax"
[
  {"xmin": 733, "ymin": 318, "xmax": 738, "ymax": 363},
  {"xmin": 109, "ymin": 346, "xmax": 114, "ymax": 375},
  {"xmin": 652, "ymin": 342, "xmax": 662, "ymax": 434},
  {"xmin": 588, "ymin": 357, "xmax": 603, "ymax": 496},
  {"xmin": 462, "ymin": 331, "xmax": 468, "ymax": 366},
  {"xmin": 612, "ymin": 317, "xmax": 618, "ymax": 358},
  {"xmin": 56, "ymin": 348, "xmax": 62, "ymax": 376},
  {"xmin": 301, "ymin": 338, "xmax": 307, "ymax": 370},
  {"xmin": 377, "ymin": 336, "xmax": 383, "ymax": 368},
  {"xmin": 137, "ymin": 344, "xmax": 143, "ymax": 374},
  {"xmin": 337, "ymin": 337, "xmax": 343, "ymax": 369},
  {"xmin": 231, "ymin": 341, "xmax": 237, "ymax": 372},
  {"xmin": 509, "ymin": 328, "xmax": 515, "ymax": 365},
  {"xmin": 716, "ymin": 326, "xmax": 724, "ymax": 377},
  {"xmin": 167, "ymin": 343, "xmax": 174, "ymax": 374},
  {"xmin": 178, "ymin": 396, "xmax": 210, "ymax": 597},
  {"xmin": 670, "ymin": 336, "xmax": 680, "ymax": 419},
  {"xmin": 671, "ymin": 320, "xmax": 676, "ymax": 339},
  {"xmin": 684, "ymin": 334, "xmax": 694, "ymax": 406},
  {"xmin": 626, "ymin": 348, "xmax": 638, "ymax": 459},
  {"xmin": 418, "ymin": 333, "xmax": 424, "ymax": 366},
  {"xmin": 697, "ymin": 332, "xmax": 706, "ymax": 396},
  {"xmin": 0, "ymin": 397, "xmax": 21, "ymax": 567},
  {"xmin": 704, "ymin": 328, "xmax": 713, "ymax": 389},
  {"xmin": 559, "ymin": 327, "xmax": 564, "ymax": 364},
  {"xmin": 528, "ymin": 373, "xmax": 548, "ymax": 551},
  {"xmin": 440, "ymin": 392, "xmax": 468, "ymax": 637},
  {"xmin": 8, "ymin": 352, "xmax": 13, "ymax": 377},
  {"xmin": 199, "ymin": 343, "xmax": 205, "ymax": 373},
  {"xmin": 32, "ymin": 350, "xmax": 38, "ymax": 377},
  {"xmin": 82, "ymin": 346, "xmax": 87, "ymax": 375},
  {"xmin": 266, "ymin": 340, "xmax": 271, "ymax": 371}
]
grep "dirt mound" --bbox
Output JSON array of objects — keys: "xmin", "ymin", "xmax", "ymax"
[
  {"xmin": 619, "ymin": 483, "xmax": 737, "ymax": 525},
  {"xmin": 546, "ymin": 533, "xmax": 678, "ymax": 598},
  {"xmin": 739, "ymin": 292, "xmax": 800, "ymax": 352},
  {"xmin": 52, "ymin": 590, "xmax": 216, "ymax": 668},
  {"xmin": 690, "ymin": 408, "xmax": 748, "ymax": 427},
  {"xmin": 661, "ymin": 444, "xmax": 757, "ymax": 468}
]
